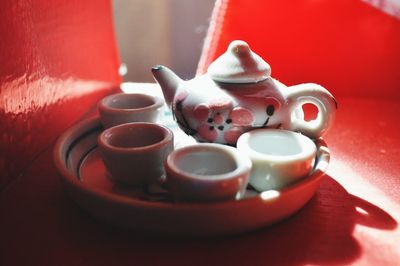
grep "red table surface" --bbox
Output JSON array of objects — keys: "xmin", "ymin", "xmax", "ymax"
[
  {"xmin": 1, "ymin": 91, "xmax": 400, "ymax": 266},
  {"xmin": 2, "ymin": 0, "xmax": 400, "ymax": 265}
]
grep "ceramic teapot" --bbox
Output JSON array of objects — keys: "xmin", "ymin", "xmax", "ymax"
[{"xmin": 152, "ymin": 40, "xmax": 337, "ymax": 145}]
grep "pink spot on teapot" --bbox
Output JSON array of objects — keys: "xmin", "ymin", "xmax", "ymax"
[{"xmin": 152, "ymin": 40, "xmax": 337, "ymax": 145}]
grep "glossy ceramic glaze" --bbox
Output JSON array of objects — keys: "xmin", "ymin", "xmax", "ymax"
[
  {"xmin": 237, "ymin": 129, "xmax": 317, "ymax": 191},
  {"xmin": 165, "ymin": 143, "xmax": 251, "ymax": 202},
  {"xmin": 98, "ymin": 122, "xmax": 173, "ymax": 185},
  {"xmin": 53, "ymin": 116, "xmax": 330, "ymax": 236},
  {"xmin": 98, "ymin": 93, "xmax": 164, "ymax": 128},
  {"xmin": 152, "ymin": 41, "xmax": 337, "ymax": 145}
]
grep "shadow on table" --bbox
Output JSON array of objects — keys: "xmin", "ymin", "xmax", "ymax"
[
  {"xmin": 202, "ymin": 175, "xmax": 398, "ymax": 265},
  {"xmin": 49, "ymin": 174, "xmax": 397, "ymax": 266}
]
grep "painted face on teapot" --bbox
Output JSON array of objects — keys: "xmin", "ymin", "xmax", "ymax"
[{"xmin": 152, "ymin": 40, "xmax": 337, "ymax": 145}]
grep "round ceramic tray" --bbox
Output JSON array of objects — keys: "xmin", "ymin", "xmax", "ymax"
[{"xmin": 54, "ymin": 116, "xmax": 330, "ymax": 236}]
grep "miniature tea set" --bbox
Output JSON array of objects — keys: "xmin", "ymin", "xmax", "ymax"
[
  {"xmin": 53, "ymin": 40, "xmax": 336, "ymax": 234},
  {"xmin": 98, "ymin": 40, "xmax": 336, "ymax": 200}
]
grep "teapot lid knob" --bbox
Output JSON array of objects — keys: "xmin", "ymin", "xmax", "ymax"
[{"xmin": 208, "ymin": 40, "xmax": 271, "ymax": 83}]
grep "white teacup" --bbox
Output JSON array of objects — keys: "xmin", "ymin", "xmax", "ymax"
[{"xmin": 237, "ymin": 129, "xmax": 317, "ymax": 192}]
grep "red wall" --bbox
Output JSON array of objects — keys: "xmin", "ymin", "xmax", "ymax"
[
  {"xmin": 198, "ymin": 0, "xmax": 400, "ymax": 99},
  {"xmin": 0, "ymin": 0, "xmax": 121, "ymax": 188}
]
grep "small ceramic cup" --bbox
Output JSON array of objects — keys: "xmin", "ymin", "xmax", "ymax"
[
  {"xmin": 236, "ymin": 129, "xmax": 317, "ymax": 192},
  {"xmin": 99, "ymin": 93, "xmax": 164, "ymax": 128},
  {"xmin": 164, "ymin": 143, "xmax": 252, "ymax": 202},
  {"xmin": 98, "ymin": 122, "xmax": 174, "ymax": 186}
]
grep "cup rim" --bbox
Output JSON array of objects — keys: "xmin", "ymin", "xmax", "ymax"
[
  {"xmin": 98, "ymin": 93, "xmax": 164, "ymax": 114},
  {"xmin": 165, "ymin": 143, "xmax": 252, "ymax": 181},
  {"xmin": 237, "ymin": 129, "xmax": 316, "ymax": 163},
  {"xmin": 98, "ymin": 122, "xmax": 173, "ymax": 153}
]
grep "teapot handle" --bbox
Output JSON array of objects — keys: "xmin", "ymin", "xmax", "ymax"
[{"xmin": 285, "ymin": 83, "xmax": 337, "ymax": 139}]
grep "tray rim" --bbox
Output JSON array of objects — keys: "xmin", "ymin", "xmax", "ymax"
[{"xmin": 53, "ymin": 116, "xmax": 330, "ymax": 211}]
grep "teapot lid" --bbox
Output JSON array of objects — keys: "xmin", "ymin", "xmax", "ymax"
[{"xmin": 207, "ymin": 40, "xmax": 271, "ymax": 83}]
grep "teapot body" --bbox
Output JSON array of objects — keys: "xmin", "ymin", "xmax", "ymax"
[{"xmin": 171, "ymin": 75, "xmax": 294, "ymax": 145}]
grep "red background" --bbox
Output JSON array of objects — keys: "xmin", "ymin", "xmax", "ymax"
[{"xmin": 198, "ymin": 0, "xmax": 400, "ymax": 99}]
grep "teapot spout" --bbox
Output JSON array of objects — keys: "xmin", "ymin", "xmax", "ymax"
[{"xmin": 152, "ymin": 65, "xmax": 183, "ymax": 107}]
